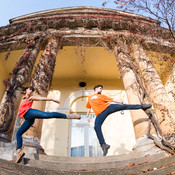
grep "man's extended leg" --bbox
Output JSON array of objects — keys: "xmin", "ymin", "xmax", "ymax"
[
  {"xmin": 105, "ymin": 103, "xmax": 152, "ymax": 116},
  {"xmin": 142, "ymin": 104, "xmax": 152, "ymax": 110}
]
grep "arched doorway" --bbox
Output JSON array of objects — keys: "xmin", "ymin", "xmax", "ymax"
[{"xmin": 69, "ymin": 95, "xmax": 102, "ymax": 157}]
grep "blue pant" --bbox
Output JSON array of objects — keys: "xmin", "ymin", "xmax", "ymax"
[
  {"xmin": 94, "ymin": 104, "xmax": 143, "ymax": 145},
  {"xmin": 16, "ymin": 108, "xmax": 67, "ymax": 149}
]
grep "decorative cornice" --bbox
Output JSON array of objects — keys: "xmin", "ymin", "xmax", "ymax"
[{"xmin": 10, "ymin": 6, "xmax": 159, "ymax": 25}]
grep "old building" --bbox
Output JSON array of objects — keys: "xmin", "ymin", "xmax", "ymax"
[{"xmin": 0, "ymin": 6, "xmax": 174, "ymax": 158}]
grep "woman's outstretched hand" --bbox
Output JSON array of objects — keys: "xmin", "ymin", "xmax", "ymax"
[
  {"xmin": 28, "ymin": 96, "xmax": 60, "ymax": 103},
  {"xmin": 53, "ymin": 99, "xmax": 60, "ymax": 104}
]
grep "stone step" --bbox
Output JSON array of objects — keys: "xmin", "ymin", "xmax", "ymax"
[
  {"xmin": 0, "ymin": 147, "xmax": 14, "ymax": 161},
  {"xmin": 0, "ymin": 158, "xmax": 60, "ymax": 175},
  {"xmin": 106, "ymin": 154, "xmax": 175, "ymax": 175},
  {"xmin": 0, "ymin": 166, "xmax": 25, "ymax": 175},
  {"xmin": 144, "ymin": 164, "xmax": 175, "ymax": 175},
  {"xmin": 30, "ymin": 151, "xmax": 147, "ymax": 163},
  {"xmin": 27, "ymin": 150, "xmax": 167, "ymax": 163},
  {"xmin": 0, "ymin": 153, "xmax": 175, "ymax": 175},
  {"xmin": 23, "ymin": 152, "xmax": 166, "ymax": 171}
]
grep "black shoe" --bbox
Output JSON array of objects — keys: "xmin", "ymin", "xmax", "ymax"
[
  {"xmin": 142, "ymin": 104, "xmax": 152, "ymax": 110},
  {"xmin": 101, "ymin": 143, "xmax": 110, "ymax": 156}
]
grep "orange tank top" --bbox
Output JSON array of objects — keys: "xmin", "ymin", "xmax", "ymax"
[{"xmin": 18, "ymin": 98, "xmax": 33, "ymax": 119}]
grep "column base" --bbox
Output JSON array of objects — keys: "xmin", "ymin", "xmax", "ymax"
[
  {"xmin": 133, "ymin": 136, "xmax": 168, "ymax": 156},
  {"xmin": 0, "ymin": 134, "xmax": 11, "ymax": 143},
  {"xmin": 0, "ymin": 141, "xmax": 16, "ymax": 161},
  {"xmin": 23, "ymin": 136, "xmax": 45, "ymax": 153}
]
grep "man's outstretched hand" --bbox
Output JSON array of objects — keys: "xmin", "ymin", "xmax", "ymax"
[{"xmin": 87, "ymin": 116, "xmax": 91, "ymax": 123}]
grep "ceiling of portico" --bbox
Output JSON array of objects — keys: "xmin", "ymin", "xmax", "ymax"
[
  {"xmin": 0, "ymin": 46, "xmax": 123, "ymax": 90},
  {"xmin": 0, "ymin": 45, "xmax": 173, "ymax": 91},
  {"xmin": 52, "ymin": 46, "xmax": 120, "ymax": 80},
  {"xmin": 51, "ymin": 46, "xmax": 124, "ymax": 89}
]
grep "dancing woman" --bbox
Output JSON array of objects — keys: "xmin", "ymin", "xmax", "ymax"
[{"xmin": 16, "ymin": 86, "xmax": 80, "ymax": 163}]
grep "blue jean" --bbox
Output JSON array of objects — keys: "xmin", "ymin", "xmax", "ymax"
[
  {"xmin": 16, "ymin": 108, "xmax": 67, "ymax": 149},
  {"xmin": 94, "ymin": 104, "xmax": 143, "ymax": 145}
]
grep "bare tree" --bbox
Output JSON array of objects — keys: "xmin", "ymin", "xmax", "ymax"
[{"xmin": 103, "ymin": 0, "xmax": 175, "ymax": 40}]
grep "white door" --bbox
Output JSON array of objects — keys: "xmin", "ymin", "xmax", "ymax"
[{"xmin": 69, "ymin": 114, "xmax": 102, "ymax": 157}]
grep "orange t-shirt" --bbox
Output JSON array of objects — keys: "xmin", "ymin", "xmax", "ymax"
[
  {"xmin": 86, "ymin": 94, "xmax": 113, "ymax": 116},
  {"xmin": 18, "ymin": 98, "xmax": 33, "ymax": 119}
]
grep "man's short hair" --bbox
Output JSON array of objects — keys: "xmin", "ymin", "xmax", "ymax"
[{"xmin": 94, "ymin": 85, "xmax": 103, "ymax": 91}]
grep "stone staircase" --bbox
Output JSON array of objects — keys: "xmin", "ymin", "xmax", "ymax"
[{"xmin": 0, "ymin": 150, "xmax": 175, "ymax": 174}]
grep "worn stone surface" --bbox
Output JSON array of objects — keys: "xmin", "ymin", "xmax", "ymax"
[{"xmin": 0, "ymin": 151, "xmax": 174, "ymax": 175}]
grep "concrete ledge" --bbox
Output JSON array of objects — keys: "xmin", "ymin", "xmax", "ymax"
[
  {"xmin": 31, "ymin": 151, "xmax": 146, "ymax": 163},
  {"xmin": 0, "ymin": 147, "xmax": 14, "ymax": 161},
  {"xmin": 22, "ymin": 152, "xmax": 167, "ymax": 171},
  {"xmin": 0, "ymin": 153, "xmax": 174, "ymax": 175},
  {"xmin": 107, "ymin": 155, "xmax": 175, "ymax": 175}
]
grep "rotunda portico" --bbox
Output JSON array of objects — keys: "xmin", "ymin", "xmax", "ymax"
[{"xmin": 0, "ymin": 6, "xmax": 174, "ymax": 156}]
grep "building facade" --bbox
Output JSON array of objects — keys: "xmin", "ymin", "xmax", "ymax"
[{"xmin": 0, "ymin": 7, "xmax": 174, "ymax": 157}]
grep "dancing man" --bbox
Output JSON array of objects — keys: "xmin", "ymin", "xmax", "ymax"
[{"xmin": 86, "ymin": 85, "xmax": 152, "ymax": 156}]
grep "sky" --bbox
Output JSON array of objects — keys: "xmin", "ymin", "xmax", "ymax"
[{"xmin": 0, "ymin": 0, "xmax": 117, "ymax": 27}]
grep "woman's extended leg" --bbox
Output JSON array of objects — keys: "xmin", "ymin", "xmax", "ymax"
[
  {"xmin": 25, "ymin": 109, "xmax": 67, "ymax": 119},
  {"xmin": 25, "ymin": 109, "xmax": 80, "ymax": 120}
]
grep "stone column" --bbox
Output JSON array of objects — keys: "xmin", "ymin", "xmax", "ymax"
[
  {"xmin": 165, "ymin": 64, "xmax": 175, "ymax": 102},
  {"xmin": 113, "ymin": 40, "xmax": 148, "ymax": 139},
  {"xmin": 0, "ymin": 37, "xmax": 41, "ymax": 142},
  {"xmin": 132, "ymin": 42, "xmax": 175, "ymax": 134},
  {"xmin": 23, "ymin": 37, "xmax": 61, "ymax": 151}
]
